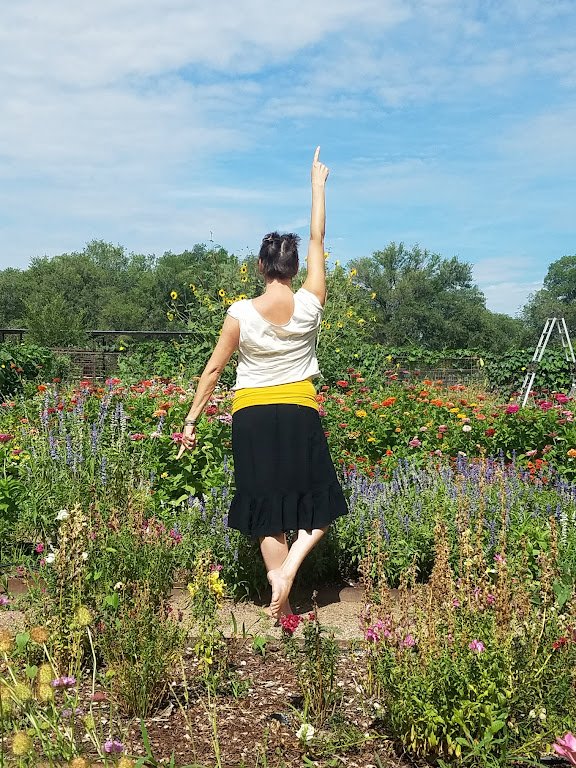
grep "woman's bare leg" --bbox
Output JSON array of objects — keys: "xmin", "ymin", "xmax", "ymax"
[
  {"xmin": 259, "ymin": 533, "xmax": 292, "ymax": 616},
  {"xmin": 268, "ymin": 527, "xmax": 328, "ymax": 617}
]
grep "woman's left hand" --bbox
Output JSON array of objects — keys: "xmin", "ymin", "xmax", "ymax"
[{"xmin": 176, "ymin": 423, "xmax": 197, "ymax": 459}]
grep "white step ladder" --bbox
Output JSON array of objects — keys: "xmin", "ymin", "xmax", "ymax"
[{"xmin": 519, "ymin": 317, "xmax": 576, "ymax": 406}]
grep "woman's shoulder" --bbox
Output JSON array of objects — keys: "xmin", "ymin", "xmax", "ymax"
[
  {"xmin": 227, "ymin": 298, "xmax": 251, "ymax": 320},
  {"xmin": 294, "ymin": 287, "xmax": 324, "ymax": 312}
]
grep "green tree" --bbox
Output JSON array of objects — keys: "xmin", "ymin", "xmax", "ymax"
[
  {"xmin": 522, "ymin": 255, "xmax": 576, "ymax": 339},
  {"xmin": 350, "ymin": 243, "xmax": 487, "ymax": 349}
]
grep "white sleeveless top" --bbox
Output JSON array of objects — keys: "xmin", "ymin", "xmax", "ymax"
[{"xmin": 226, "ymin": 287, "xmax": 323, "ymax": 389}]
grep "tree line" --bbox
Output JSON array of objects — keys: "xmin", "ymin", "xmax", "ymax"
[{"xmin": 0, "ymin": 239, "xmax": 574, "ymax": 352}]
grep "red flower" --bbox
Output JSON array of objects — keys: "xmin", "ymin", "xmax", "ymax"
[
  {"xmin": 485, "ymin": 428, "xmax": 496, "ymax": 437},
  {"xmin": 280, "ymin": 614, "xmax": 302, "ymax": 635},
  {"xmin": 553, "ymin": 636, "xmax": 569, "ymax": 651},
  {"xmin": 336, "ymin": 380, "xmax": 349, "ymax": 389}
]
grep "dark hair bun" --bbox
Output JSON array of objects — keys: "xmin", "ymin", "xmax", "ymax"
[{"xmin": 259, "ymin": 232, "xmax": 300, "ymax": 280}]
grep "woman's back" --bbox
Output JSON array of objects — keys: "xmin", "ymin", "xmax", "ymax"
[{"xmin": 251, "ymin": 285, "xmax": 294, "ymax": 326}]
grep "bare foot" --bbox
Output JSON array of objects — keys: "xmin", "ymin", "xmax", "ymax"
[{"xmin": 267, "ymin": 569, "xmax": 293, "ymax": 618}]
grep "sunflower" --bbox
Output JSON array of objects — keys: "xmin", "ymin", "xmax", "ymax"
[
  {"xmin": 240, "ymin": 264, "xmax": 247, "ymax": 274},
  {"xmin": 170, "ymin": 290, "xmax": 178, "ymax": 300},
  {"xmin": 189, "ymin": 283, "xmax": 197, "ymax": 292},
  {"xmin": 241, "ymin": 276, "xmax": 248, "ymax": 283},
  {"xmin": 218, "ymin": 289, "xmax": 226, "ymax": 297}
]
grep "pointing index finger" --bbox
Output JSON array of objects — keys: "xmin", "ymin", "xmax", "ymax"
[{"xmin": 313, "ymin": 146, "xmax": 320, "ymax": 163}]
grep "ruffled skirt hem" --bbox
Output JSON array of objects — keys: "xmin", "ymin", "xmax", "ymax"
[{"xmin": 228, "ymin": 480, "xmax": 348, "ymax": 538}]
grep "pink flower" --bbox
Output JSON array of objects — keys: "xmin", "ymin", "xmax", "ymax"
[
  {"xmin": 0, "ymin": 434, "xmax": 14, "ymax": 443},
  {"xmin": 129, "ymin": 433, "xmax": 146, "ymax": 441},
  {"xmin": 555, "ymin": 393, "xmax": 570, "ymax": 404},
  {"xmin": 553, "ymin": 733, "xmax": 576, "ymax": 766},
  {"xmin": 469, "ymin": 639, "xmax": 485, "ymax": 653},
  {"xmin": 539, "ymin": 401, "xmax": 554, "ymax": 411},
  {"xmin": 452, "ymin": 599, "xmax": 460, "ymax": 608},
  {"xmin": 35, "ymin": 542, "xmax": 44, "ymax": 553},
  {"xmin": 171, "ymin": 432, "xmax": 184, "ymax": 443},
  {"xmin": 486, "ymin": 593, "xmax": 496, "ymax": 606},
  {"xmin": 525, "ymin": 449, "xmax": 537, "ymax": 457},
  {"xmin": 494, "ymin": 553, "xmax": 506, "ymax": 565},
  {"xmin": 402, "ymin": 634, "xmax": 416, "ymax": 648},
  {"xmin": 437, "ymin": 424, "xmax": 448, "ymax": 433},
  {"xmin": 0, "ymin": 595, "xmax": 10, "ymax": 607},
  {"xmin": 505, "ymin": 404, "xmax": 520, "ymax": 414},
  {"xmin": 408, "ymin": 438, "xmax": 422, "ymax": 448}
]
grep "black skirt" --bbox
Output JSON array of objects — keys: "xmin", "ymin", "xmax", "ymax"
[{"xmin": 228, "ymin": 404, "xmax": 349, "ymax": 537}]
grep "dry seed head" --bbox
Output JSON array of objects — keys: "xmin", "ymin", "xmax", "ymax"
[
  {"xmin": 0, "ymin": 628, "xmax": 14, "ymax": 653},
  {"xmin": 118, "ymin": 758, "xmax": 136, "ymax": 768},
  {"xmin": 69, "ymin": 758, "xmax": 91, "ymax": 768},
  {"xmin": 30, "ymin": 626, "xmax": 50, "ymax": 645}
]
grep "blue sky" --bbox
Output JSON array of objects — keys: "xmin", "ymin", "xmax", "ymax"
[{"xmin": 1, "ymin": 0, "xmax": 575, "ymax": 316}]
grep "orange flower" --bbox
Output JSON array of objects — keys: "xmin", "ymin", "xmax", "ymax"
[
  {"xmin": 567, "ymin": 449, "xmax": 576, "ymax": 458},
  {"xmin": 37, "ymin": 384, "xmax": 47, "ymax": 392}
]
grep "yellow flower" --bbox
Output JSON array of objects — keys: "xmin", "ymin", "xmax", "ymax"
[
  {"xmin": 367, "ymin": 436, "xmax": 376, "ymax": 443},
  {"xmin": 449, "ymin": 407, "xmax": 459, "ymax": 413},
  {"xmin": 346, "ymin": 310, "xmax": 353, "ymax": 318},
  {"xmin": 337, "ymin": 322, "xmax": 343, "ymax": 328},
  {"xmin": 11, "ymin": 731, "xmax": 33, "ymax": 756},
  {"xmin": 170, "ymin": 290, "xmax": 178, "ymax": 300},
  {"xmin": 355, "ymin": 410, "xmax": 367, "ymax": 418},
  {"xmin": 38, "ymin": 663, "xmax": 55, "ymax": 685},
  {"xmin": 30, "ymin": 626, "xmax": 50, "ymax": 645},
  {"xmin": 0, "ymin": 628, "xmax": 13, "ymax": 653},
  {"xmin": 371, "ymin": 292, "xmax": 376, "ymax": 299},
  {"xmin": 456, "ymin": 413, "xmax": 467, "ymax": 419},
  {"xmin": 189, "ymin": 283, "xmax": 197, "ymax": 292},
  {"xmin": 349, "ymin": 268, "xmax": 357, "ymax": 277},
  {"xmin": 75, "ymin": 605, "xmax": 92, "ymax": 627},
  {"xmin": 240, "ymin": 264, "xmax": 247, "ymax": 274},
  {"xmin": 395, "ymin": 427, "xmax": 401, "ymax": 433},
  {"xmin": 13, "ymin": 682, "xmax": 33, "ymax": 702},
  {"xmin": 37, "ymin": 683, "xmax": 54, "ymax": 702},
  {"xmin": 238, "ymin": 294, "xmax": 247, "ymax": 300},
  {"xmin": 357, "ymin": 318, "xmax": 365, "ymax": 325},
  {"xmin": 322, "ymin": 322, "xmax": 331, "ymax": 330},
  {"xmin": 324, "ymin": 252, "xmax": 330, "ymax": 259},
  {"xmin": 241, "ymin": 276, "xmax": 248, "ymax": 283},
  {"xmin": 166, "ymin": 312, "xmax": 174, "ymax": 322},
  {"xmin": 218, "ymin": 289, "xmax": 226, "ymax": 297}
]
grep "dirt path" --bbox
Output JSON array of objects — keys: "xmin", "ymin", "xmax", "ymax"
[{"xmin": 2, "ymin": 582, "xmax": 366, "ymax": 640}]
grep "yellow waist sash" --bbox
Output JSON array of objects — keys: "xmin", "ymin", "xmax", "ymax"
[{"xmin": 232, "ymin": 379, "xmax": 318, "ymax": 415}]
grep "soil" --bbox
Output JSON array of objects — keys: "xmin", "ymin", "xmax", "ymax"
[{"xmin": 2, "ymin": 581, "xmax": 422, "ymax": 767}]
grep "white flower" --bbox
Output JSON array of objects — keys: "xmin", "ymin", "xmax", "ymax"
[
  {"xmin": 56, "ymin": 509, "xmax": 69, "ymax": 521},
  {"xmin": 296, "ymin": 724, "xmax": 315, "ymax": 742},
  {"xmin": 45, "ymin": 552, "xmax": 56, "ymax": 564},
  {"xmin": 114, "ymin": 582, "xmax": 123, "ymax": 591},
  {"xmin": 81, "ymin": 552, "xmax": 88, "ymax": 561},
  {"xmin": 462, "ymin": 424, "xmax": 472, "ymax": 433}
]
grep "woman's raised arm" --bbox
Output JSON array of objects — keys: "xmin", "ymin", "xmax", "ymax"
[{"xmin": 302, "ymin": 146, "xmax": 330, "ymax": 305}]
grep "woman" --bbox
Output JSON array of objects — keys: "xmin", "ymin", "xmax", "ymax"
[{"xmin": 177, "ymin": 147, "xmax": 348, "ymax": 618}]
